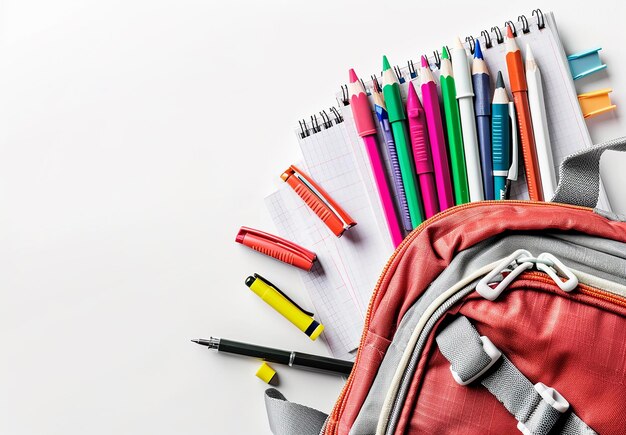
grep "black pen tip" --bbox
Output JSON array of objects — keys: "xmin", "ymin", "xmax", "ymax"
[{"xmin": 191, "ymin": 339, "xmax": 200, "ymax": 344}]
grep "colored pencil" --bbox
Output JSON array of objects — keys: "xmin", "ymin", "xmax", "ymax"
[
  {"xmin": 472, "ymin": 40, "xmax": 494, "ymax": 200},
  {"xmin": 439, "ymin": 46, "xmax": 469, "ymax": 205},
  {"xmin": 525, "ymin": 44, "xmax": 557, "ymax": 200},
  {"xmin": 451, "ymin": 37, "xmax": 484, "ymax": 201},
  {"xmin": 492, "ymin": 71, "xmax": 511, "ymax": 200},
  {"xmin": 372, "ymin": 80, "xmax": 413, "ymax": 233},
  {"xmin": 382, "ymin": 55, "xmax": 424, "ymax": 227},
  {"xmin": 406, "ymin": 80, "xmax": 439, "ymax": 218},
  {"xmin": 418, "ymin": 55, "xmax": 454, "ymax": 211},
  {"xmin": 348, "ymin": 69, "xmax": 404, "ymax": 247},
  {"xmin": 505, "ymin": 25, "xmax": 544, "ymax": 201}
]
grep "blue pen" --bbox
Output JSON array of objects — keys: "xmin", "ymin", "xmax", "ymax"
[
  {"xmin": 492, "ymin": 71, "xmax": 511, "ymax": 200},
  {"xmin": 472, "ymin": 40, "xmax": 494, "ymax": 200},
  {"xmin": 372, "ymin": 79, "xmax": 412, "ymax": 232}
]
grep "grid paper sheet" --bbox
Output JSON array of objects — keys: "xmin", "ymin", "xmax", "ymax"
[
  {"xmin": 337, "ymin": 11, "xmax": 610, "ymax": 209},
  {"xmin": 265, "ymin": 121, "xmax": 393, "ymax": 359}
]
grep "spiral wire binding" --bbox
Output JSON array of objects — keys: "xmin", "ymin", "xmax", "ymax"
[
  {"xmin": 408, "ymin": 60, "xmax": 417, "ymax": 78},
  {"xmin": 492, "ymin": 25, "xmax": 504, "ymax": 44},
  {"xmin": 340, "ymin": 84, "xmax": 349, "ymax": 106},
  {"xmin": 305, "ymin": 9, "xmax": 547, "ymax": 137},
  {"xmin": 481, "ymin": 30, "xmax": 492, "ymax": 48},
  {"xmin": 518, "ymin": 15, "xmax": 530, "ymax": 33},
  {"xmin": 505, "ymin": 20, "xmax": 517, "ymax": 36},
  {"xmin": 298, "ymin": 106, "xmax": 344, "ymax": 138},
  {"xmin": 433, "ymin": 49, "xmax": 442, "ymax": 69},
  {"xmin": 310, "ymin": 115, "xmax": 321, "ymax": 134},
  {"xmin": 465, "ymin": 35, "xmax": 476, "ymax": 55},
  {"xmin": 329, "ymin": 107, "xmax": 343, "ymax": 124},
  {"xmin": 299, "ymin": 119, "xmax": 309, "ymax": 139},
  {"xmin": 533, "ymin": 9, "xmax": 545, "ymax": 29},
  {"xmin": 393, "ymin": 65, "xmax": 404, "ymax": 83},
  {"xmin": 320, "ymin": 110, "xmax": 332, "ymax": 129}
]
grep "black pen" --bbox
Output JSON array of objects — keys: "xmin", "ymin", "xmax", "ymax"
[{"xmin": 192, "ymin": 337, "xmax": 353, "ymax": 376}]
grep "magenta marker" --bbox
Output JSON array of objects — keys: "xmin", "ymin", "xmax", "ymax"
[
  {"xmin": 406, "ymin": 81, "xmax": 439, "ymax": 219},
  {"xmin": 419, "ymin": 55, "xmax": 455, "ymax": 211}
]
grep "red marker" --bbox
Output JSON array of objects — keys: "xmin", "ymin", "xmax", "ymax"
[{"xmin": 236, "ymin": 227, "xmax": 317, "ymax": 271}]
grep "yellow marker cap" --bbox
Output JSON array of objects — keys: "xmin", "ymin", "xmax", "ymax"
[{"xmin": 256, "ymin": 362, "xmax": 278, "ymax": 385}]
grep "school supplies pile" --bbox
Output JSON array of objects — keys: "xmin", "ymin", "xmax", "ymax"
[
  {"xmin": 198, "ymin": 9, "xmax": 620, "ymax": 391},
  {"xmin": 264, "ymin": 9, "xmax": 617, "ymax": 360}
]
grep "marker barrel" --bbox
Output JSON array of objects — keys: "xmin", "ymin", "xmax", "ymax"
[{"xmin": 246, "ymin": 276, "xmax": 324, "ymax": 340}]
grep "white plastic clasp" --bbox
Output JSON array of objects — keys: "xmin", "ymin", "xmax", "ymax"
[
  {"xmin": 451, "ymin": 336, "xmax": 502, "ymax": 386},
  {"xmin": 534, "ymin": 382, "xmax": 570, "ymax": 413},
  {"xmin": 516, "ymin": 382, "xmax": 570, "ymax": 434},
  {"xmin": 536, "ymin": 253, "xmax": 579, "ymax": 292},
  {"xmin": 476, "ymin": 250, "xmax": 534, "ymax": 301}
]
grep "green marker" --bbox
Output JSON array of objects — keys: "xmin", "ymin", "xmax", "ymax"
[
  {"xmin": 381, "ymin": 55, "xmax": 424, "ymax": 227},
  {"xmin": 439, "ymin": 47, "xmax": 470, "ymax": 205}
]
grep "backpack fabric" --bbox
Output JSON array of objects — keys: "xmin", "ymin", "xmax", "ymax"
[{"xmin": 265, "ymin": 138, "xmax": 626, "ymax": 435}]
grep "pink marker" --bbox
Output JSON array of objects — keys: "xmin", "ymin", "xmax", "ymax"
[
  {"xmin": 406, "ymin": 81, "xmax": 439, "ymax": 219},
  {"xmin": 420, "ymin": 55, "xmax": 455, "ymax": 211},
  {"xmin": 348, "ymin": 69, "xmax": 403, "ymax": 247}
]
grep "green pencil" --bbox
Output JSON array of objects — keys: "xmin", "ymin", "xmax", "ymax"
[
  {"xmin": 440, "ymin": 47, "xmax": 470, "ymax": 205},
  {"xmin": 381, "ymin": 55, "xmax": 424, "ymax": 227}
]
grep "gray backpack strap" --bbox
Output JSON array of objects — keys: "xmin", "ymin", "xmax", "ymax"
[
  {"xmin": 552, "ymin": 136, "xmax": 626, "ymax": 207},
  {"xmin": 264, "ymin": 388, "xmax": 328, "ymax": 435},
  {"xmin": 436, "ymin": 316, "xmax": 596, "ymax": 435}
]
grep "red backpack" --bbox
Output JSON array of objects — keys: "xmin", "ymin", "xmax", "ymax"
[{"xmin": 264, "ymin": 139, "xmax": 626, "ymax": 435}]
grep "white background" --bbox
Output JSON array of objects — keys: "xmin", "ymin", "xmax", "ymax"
[{"xmin": 2, "ymin": 1, "xmax": 625, "ymax": 434}]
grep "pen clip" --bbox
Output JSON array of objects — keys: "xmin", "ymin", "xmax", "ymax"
[
  {"xmin": 253, "ymin": 273, "xmax": 315, "ymax": 317},
  {"xmin": 504, "ymin": 101, "xmax": 520, "ymax": 200},
  {"xmin": 296, "ymin": 172, "xmax": 350, "ymax": 228}
]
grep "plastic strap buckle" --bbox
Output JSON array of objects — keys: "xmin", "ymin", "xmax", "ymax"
[
  {"xmin": 516, "ymin": 382, "xmax": 570, "ymax": 435},
  {"xmin": 450, "ymin": 336, "xmax": 502, "ymax": 386}
]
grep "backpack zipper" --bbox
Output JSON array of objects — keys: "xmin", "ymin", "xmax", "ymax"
[
  {"xmin": 382, "ymin": 271, "xmax": 626, "ymax": 434},
  {"xmin": 326, "ymin": 201, "xmax": 593, "ymax": 434}
]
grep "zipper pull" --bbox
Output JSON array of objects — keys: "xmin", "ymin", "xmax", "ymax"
[
  {"xmin": 476, "ymin": 251, "xmax": 579, "ymax": 300},
  {"xmin": 476, "ymin": 250, "xmax": 535, "ymax": 301},
  {"xmin": 535, "ymin": 253, "xmax": 578, "ymax": 292}
]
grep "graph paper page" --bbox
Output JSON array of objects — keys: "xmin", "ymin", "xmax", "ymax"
[{"xmin": 265, "ymin": 121, "xmax": 392, "ymax": 358}]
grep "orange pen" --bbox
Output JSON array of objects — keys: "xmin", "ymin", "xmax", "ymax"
[
  {"xmin": 281, "ymin": 165, "xmax": 356, "ymax": 237},
  {"xmin": 504, "ymin": 25, "xmax": 544, "ymax": 201}
]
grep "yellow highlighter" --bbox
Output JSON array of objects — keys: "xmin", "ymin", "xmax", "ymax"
[{"xmin": 245, "ymin": 273, "xmax": 324, "ymax": 340}]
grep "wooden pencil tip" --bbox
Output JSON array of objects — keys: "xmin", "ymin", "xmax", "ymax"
[
  {"xmin": 348, "ymin": 68, "xmax": 358, "ymax": 83},
  {"xmin": 496, "ymin": 71, "xmax": 504, "ymax": 88}
]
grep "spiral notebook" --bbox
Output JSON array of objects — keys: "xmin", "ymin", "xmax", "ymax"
[
  {"xmin": 266, "ymin": 109, "xmax": 395, "ymax": 360},
  {"xmin": 337, "ymin": 9, "xmax": 611, "ymax": 210},
  {"xmin": 266, "ymin": 9, "xmax": 610, "ymax": 359}
]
